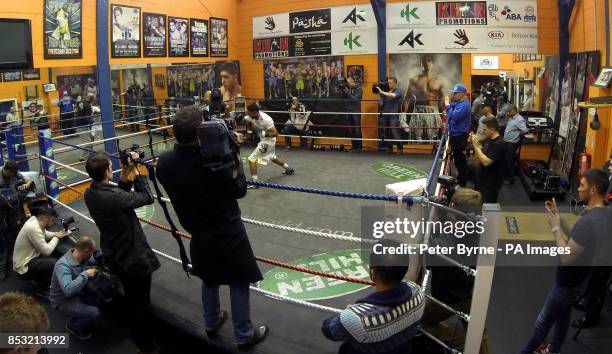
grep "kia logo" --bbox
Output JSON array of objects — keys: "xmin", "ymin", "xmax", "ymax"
[{"xmin": 488, "ymin": 31, "xmax": 504, "ymax": 39}]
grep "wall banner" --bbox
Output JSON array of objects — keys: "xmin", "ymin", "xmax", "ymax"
[
  {"xmin": 331, "ymin": 29, "xmax": 377, "ymax": 55},
  {"xmin": 435, "ymin": 1, "xmax": 487, "ymax": 25},
  {"xmin": 291, "ymin": 33, "xmax": 332, "ymax": 57},
  {"xmin": 330, "ymin": 4, "xmax": 377, "ymax": 31},
  {"xmin": 253, "ymin": 36, "xmax": 291, "ymax": 60},
  {"xmin": 289, "ymin": 9, "xmax": 332, "ymax": 34},
  {"xmin": 486, "ymin": 1, "xmax": 538, "ymax": 27},
  {"xmin": 386, "ymin": 2, "xmax": 437, "ymax": 28},
  {"xmin": 253, "ymin": 13, "xmax": 290, "ymax": 38}
]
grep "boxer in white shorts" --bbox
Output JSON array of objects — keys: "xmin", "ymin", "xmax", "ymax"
[{"xmin": 244, "ymin": 102, "xmax": 295, "ymax": 189}]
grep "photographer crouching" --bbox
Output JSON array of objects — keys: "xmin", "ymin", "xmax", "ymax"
[
  {"xmin": 156, "ymin": 107, "xmax": 268, "ymax": 348},
  {"xmin": 283, "ymin": 97, "xmax": 311, "ymax": 150},
  {"xmin": 84, "ymin": 151, "xmax": 161, "ymax": 353}
]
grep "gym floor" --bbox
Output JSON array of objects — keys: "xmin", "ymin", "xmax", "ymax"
[{"xmin": 4, "ymin": 129, "xmax": 612, "ymax": 353}]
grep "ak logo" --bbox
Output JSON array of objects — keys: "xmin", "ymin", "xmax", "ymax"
[
  {"xmin": 343, "ymin": 7, "xmax": 366, "ymax": 25},
  {"xmin": 400, "ymin": 4, "xmax": 419, "ymax": 22},
  {"xmin": 399, "ymin": 30, "xmax": 423, "ymax": 48},
  {"xmin": 343, "ymin": 32, "xmax": 361, "ymax": 50}
]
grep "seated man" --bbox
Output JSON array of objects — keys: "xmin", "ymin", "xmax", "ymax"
[
  {"xmin": 12, "ymin": 206, "xmax": 68, "ymax": 291},
  {"xmin": 283, "ymin": 96, "xmax": 311, "ymax": 150},
  {"xmin": 0, "ymin": 292, "xmax": 49, "ymax": 354},
  {"xmin": 321, "ymin": 240, "xmax": 425, "ymax": 353},
  {"xmin": 50, "ymin": 236, "xmax": 100, "ymax": 340}
]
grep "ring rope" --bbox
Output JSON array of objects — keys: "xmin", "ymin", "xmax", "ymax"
[{"xmin": 261, "ymin": 110, "xmax": 443, "ymax": 116}]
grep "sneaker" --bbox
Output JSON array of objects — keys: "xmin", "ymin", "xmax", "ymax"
[
  {"xmin": 282, "ymin": 167, "xmax": 295, "ymax": 175},
  {"xmin": 237, "ymin": 325, "xmax": 268, "ymax": 349},
  {"xmin": 247, "ymin": 184, "xmax": 259, "ymax": 190},
  {"xmin": 205, "ymin": 310, "xmax": 228, "ymax": 337},
  {"xmin": 65, "ymin": 321, "xmax": 93, "ymax": 340}
]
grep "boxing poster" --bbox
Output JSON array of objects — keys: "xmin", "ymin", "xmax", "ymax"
[
  {"xmin": 56, "ymin": 74, "xmax": 96, "ymax": 98},
  {"xmin": 111, "ymin": 5, "xmax": 141, "ymax": 58},
  {"xmin": 44, "ymin": 0, "xmax": 82, "ymax": 59},
  {"xmin": 168, "ymin": 17, "xmax": 189, "ymax": 57},
  {"xmin": 253, "ymin": 36, "xmax": 290, "ymax": 60},
  {"xmin": 390, "ymin": 53, "xmax": 462, "ymax": 140},
  {"xmin": 166, "ymin": 64, "xmax": 215, "ymax": 99},
  {"xmin": 143, "ymin": 13, "xmax": 166, "ymax": 57},
  {"xmin": 214, "ymin": 61, "xmax": 242, "ymax": 111},
  {"xmin": 190, "ymin": 19, "xmax": 208, "ymax": 57},
  {"xmin": 22, "ymin": 69, "xmax": 41, "ymax": 81},
  {"xmin": 210, "ymin": 18, "xmax": 228, "ymax": 57}
]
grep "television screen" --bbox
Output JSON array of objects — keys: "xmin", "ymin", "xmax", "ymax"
[{"xmin": 0, "ymin": 19, "xmax": 33, "ymax": 69}]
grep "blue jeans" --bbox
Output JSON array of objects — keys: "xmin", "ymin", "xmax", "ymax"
[
  {"xmin": 283, "ymin": 125, "xmax": 308, "ymax": 148},
  {"xmin": 379, "ymin": 114, "xmax": 403, "ymax": 150},
  {"xmin": 56, "ymin": 297, "xmax": 100, "ymax": 333},
  {"xmin": 347, "ymin": 113, "xmax": 362, "ymax": 150},
  {"xmin": 202, "ymin": 282, "xmax": 253, "ymax": 343},
  {"xmin": 520, "ymin": 282, "xmax": 579, "ymax": 354}
]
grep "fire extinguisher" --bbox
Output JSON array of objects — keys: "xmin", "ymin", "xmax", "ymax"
[{"xmin": 578, "ymin": 150, "xmax": 591, "ymax": 181}]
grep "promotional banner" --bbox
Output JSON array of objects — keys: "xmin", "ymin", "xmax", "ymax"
[
  {"xmin": 387, "ymin": 28, "xmax": 433, "ymax": 53},
  {"xmin": 253, "ymin": 36, "xmax": 291, "ymax": 60},
  {"xmin": 331, "ymin": 29, "xmax": 377, "ymax": 55},
  {"xmin": 253, "ymin": 13, "xmax": 290, "ymax": 38},
  {"xmin": 44, "ymin": 0, "xmax": 82, "ymax": 59},
  {"xmin": 214, "ymin": 61, "xmax": 242, "ymax": 111},
  {"xmin": 435, "ymin": 1, "xmax": 487, "ymax": 25},
  {"xmin": 436, "ymin": 27, "xmax": 488, "ymax": 52},
  {"xmin": 210, "ymin": 18, "xmax": 228, "ymax": 57},
  {"xmin": 330, "ymin": 4, "xmax": 377, "ymax": 30},
  {"xmin": 190, "ymin": 18, "xmax": 209, "ymax": 57},
  {"xmin": 289, "ymin": 9, "xmax": 331, "ymax": 34},
  {"xmin": 486, "ymin": 27, "xmax": 538, "ymax": 53},
  {"xmin": 143, "ymin": 13, "xmax": 166, "ymax": 57},
  {"xmin": 168, "ymin": 17, "xmax": 189, "ymax": 57},
  {"xmin": 486, "ymin": 1, "xmax": 538, "ymax": 27},
  {"xmin": 386, "ymin": 2, "xmax": 437, "ymax": 28},
  {"xmin": 111, "ymin": 5, "xmax": 141, "ymax": 58},
  {"xmin": 292, "ymin": 33, "xmax": 332, "ymax": 57}
]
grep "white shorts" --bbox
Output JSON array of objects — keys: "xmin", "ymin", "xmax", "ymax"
[{"xmin": 248, "ymin": 140, "xmax": 277, "ymax": 165}]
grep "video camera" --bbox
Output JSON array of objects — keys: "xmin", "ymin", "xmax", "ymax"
[
  {"xmin": 120, "ymin": 144, "xmax": 145, "ymax": 165},
  {"xmin": 197, "ymin": 117, "xmax": 241, "ymax": 172},
  {"xmin": 435, "ymin": 175, "xmax": 458, "ymax": 205},
  {"xmin": 61, "ymin": 216, "xmax": 76, "ymax": 231},
  {"xmin": 372, "ymin": 81, "xmax": 390, "ymax": 94}
]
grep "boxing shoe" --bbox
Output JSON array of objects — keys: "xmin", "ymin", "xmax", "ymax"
[{"xmin": 282, "ymin": 167, "xmax": 295, "ymax": 175}]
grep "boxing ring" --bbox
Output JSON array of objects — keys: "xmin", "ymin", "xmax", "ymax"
[{"xmin": 1, "ymin": 106, "xmax": 500, "ymax": 354}]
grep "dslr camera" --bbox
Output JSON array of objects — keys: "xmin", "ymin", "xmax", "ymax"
[{"xmin": 120, "ymin": 144, "xmax": 145, "ymax": 165}]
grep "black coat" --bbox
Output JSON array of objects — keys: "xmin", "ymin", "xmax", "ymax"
[
  {"xmin": 84, "ymin": 176, "xmax": 161, "ymax": 276},
  {"xmin": 156, "ymin": 144, "xmax": 262, "ymax": 285}
]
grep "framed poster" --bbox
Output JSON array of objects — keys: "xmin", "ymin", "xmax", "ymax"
[
  {"xmin": 346, "ymin": 65, "xmax": 364, "ymax": 84},
  {"xmin": 44, "ymin": 0, "xmax": 83, "ymax": 59},
  {"xmin": 168, "ymin": 17, "xmax": 189, "ymax": 57},
  {"xmin": 210, "ymin": 17, "xmax": 228, "ymax": 57},
  {"xmin": 111, "ymin": 4, "xmax": 141, "ymax": 58},
  {"xmin": 190, "ymin": 18, "xmax": 208, "ymax": 57},
  {"xmin": 143, "ymin": 13, "xmax": 166, "ymax": 57},
  {"xmin": 22, "ymin": 69, "xmax": 41, "ymax": 81},
  {"xmin": 593, "ymin": 67, "xmax": 612, "ymax": 88},
  {"xmin": 2, "ymin": 71, "xmax": 22, "ymax": 82}
]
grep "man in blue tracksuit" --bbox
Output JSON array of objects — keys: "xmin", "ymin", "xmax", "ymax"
[{"xmin": 446, "ymin": 84, "xmax": 471, "ymax": 186}]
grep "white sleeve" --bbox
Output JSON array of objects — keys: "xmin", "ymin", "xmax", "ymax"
[
  {"xmin": 264, "ymin": 117, "xmax": 275, "ymax": 130},
  {"xmin": 27, "ymin": 227, "xmax": 59, "ymax": 256}
]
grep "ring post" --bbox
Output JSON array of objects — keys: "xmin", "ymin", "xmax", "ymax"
[
  {"xmin": 0, "ymin": 133, "xmax": 4, "ymax": 165},
  {"xmin": 6, "ymin": 125, "xmax": 30, "ymax": 171},
  {"xmin": 38, "ymin": 130, "xmax": 60, "ymax": 206}
]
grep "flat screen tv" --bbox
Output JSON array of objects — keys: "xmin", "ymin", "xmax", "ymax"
[{"xmin": 0, "ymin": 19, "xmax": 33, "ymax": 70}]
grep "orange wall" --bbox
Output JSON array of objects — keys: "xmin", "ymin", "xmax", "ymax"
[{"xmin": 569, "ymin": 0, "xmax": 608, "ymax": 64}]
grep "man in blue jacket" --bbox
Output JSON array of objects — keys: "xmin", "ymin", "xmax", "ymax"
[
  {"xmin": 57, "ymin": 92, "xmax": 76, "ymax": 135},
  {"xmin": 49, "ymin": 236, "xmax": 99, "ymax": 340},
  {"xmin": 446, "ymin": 84, "xmax": 471, "ymax": 186}
]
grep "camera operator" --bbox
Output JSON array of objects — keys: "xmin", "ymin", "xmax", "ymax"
[
  {"xmin": 12, "ymin": 207, "xmax": 67, "ymax": 293},
  {"xmin": 156, "ymin": 107, "xmax": 268, "ymax": 348},
  {"xmin": 1, "ymin": 160, "xmax": 34, "ymax": 279},
  {"xmin": 376, "ymin": 77, "xmax": 403, "ymax": 154},
  {"xmin": 49, "ymin": 236, "xmax": 100, "ymax": 340},
  {"xmin": 344, "ymin": 78, "xmax": 363, "ymax": 152},
  {"xmin": 283, "ymin": 96, "xmax": 311, "ymax": 150},
  {"xmin": 84, "ymin": 151, "xmax": 161, "ymax": 353},
  {"xmin": 470, "ymin": 117, "xmax": 506, "ymax": 203}
]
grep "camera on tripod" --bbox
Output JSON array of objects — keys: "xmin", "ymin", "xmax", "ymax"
[{"xmin": 120, "ymin": 144, "xmax": 145, "ymax": 165}]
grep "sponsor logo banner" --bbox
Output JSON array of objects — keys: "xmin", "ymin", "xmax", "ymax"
[
  {"xmin": 289, "ymin": 8, "xmax": 332, "ymax": 33},
  {"xmin": 291, "ymin": 33, "xmax": 332, "ymax": 56},
  {"xmin": 387, "ymin": 28, "xmax": 430, "ymax": 53},
  {"xmin": 486, "ymin": 27, "xmax": 538, "ymax": 53},
  {"xmin": 331, "ymin": 4, "xmax": 377, "ymax": 30},
  {"xmin": 386, "ymin": 2, "xmax": 437, "ymax": 27},
  {"xmin": 487, "ymin": 1, "xmax": 538, "ymax": 27},
  {"xmin": 473, "ymin": 55, "xmax": 500, "ymax": 69},
  {"xmin": 437, "ymin": 27, "xmax": 487, "ymax": 52},
  {"xmin": 435, "ymin": 1, "xmax": 487, "ymax": 25},
  {"xmin": 331, "ymin": 29, "xmax": 377, "ymax": 55},
  {"xmin": 253, "ymin": 13, "xmax": 290, "ymax": 38},
  {"xmin": 253, "ymin": 36, "xmax": 291, "ymax": 60}
]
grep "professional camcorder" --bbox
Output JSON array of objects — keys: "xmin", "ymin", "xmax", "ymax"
[
  {"xmin": 61, "ymin": 216, "xmax": 76, "ymax": 231},
  {"xmin": 120, "ymin": 144, "xmax": 145, "ymax": 165},
  {"xmin": 197, "ymin": 117, "xmax": 241, "ymax": 172},
  {"xmin": 372, "ymin": 81, "xmax": 390, "ymax": 94},
  {"xmin": 434, "ymin": 175, "xmax": 458, "ymax": 206}
]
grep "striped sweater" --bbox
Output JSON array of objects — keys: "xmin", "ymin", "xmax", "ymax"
[{"xmin": 322, "ymin": 282, "xmax": 425, "ymax": 354}]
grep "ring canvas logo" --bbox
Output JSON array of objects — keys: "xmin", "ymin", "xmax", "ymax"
[
  {"xmin": 136, "ymin": 205, "xmax": 155, "ymax": 227},
  {"xmin": 258, "ymin": 249, "xmax": 370, "ymax": 300},
  {"xmin": 371, "ymin": 162, "xmax": 428, "ymax": 181}
]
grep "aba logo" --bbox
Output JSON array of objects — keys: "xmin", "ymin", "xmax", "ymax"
[
  {"xmin": 343, "ymin": 7, "xmax": 366, "ymax": 25},
  {"xmin": 488, "ymin": 4, "xmax": 499, "ymax": 21},
  {"xmin": 453, "ymin": 29, "xmax": 469, "ymax": 46},
  {"xmin": 488, "ymin": 31, "xmax": 504, "ymax": 39},
  {"xmin": 501, "ymin": 6, "xmax": 522, "ymax": 20},
  {"xmin": 400, "ymin": 4, "xmax": 419, "ymax": 22},
  {"xmin": 399, "ymin": 30, "xmax": 423, "ymax": 48},
  {"xmin": 264, "ymin": 17, "xmax": 276, "ymax": 31},
  {"xmin": 343, "ymin": 32, "xmax": 362, "ymax": 50},
  {"xmin": 524, "ymin": 5, "xmax": 537, "ymax": 22}
]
